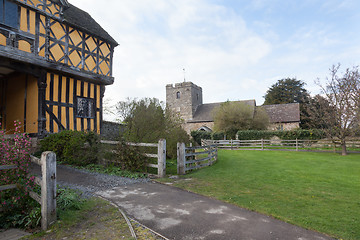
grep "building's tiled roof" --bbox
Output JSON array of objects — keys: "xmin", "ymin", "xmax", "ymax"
[
  {"xmin": 51, "ymin": 0, "xmax": 69, "ymax": 6},
  {"xmin": 63, "ymin": 4, "xmax": 118, "ymax": 46},
  {"xmin": 260, "ymin": 103, "xmax": 300, "ymax": 123},
  {"xmin": 189, "ymin": 100, "xmax": 256, "ymax": 122},
  {"xmin": 188, "ymin": 101, "xmax": 300, "ymax": 124}
]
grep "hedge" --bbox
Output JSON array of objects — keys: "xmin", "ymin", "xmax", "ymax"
[
  {"xmin": 191, "ymin": 129, "xmax": 326, "ymax": 144},
  {"xmin": 40, "ymin": 130, "xmax": 101, "ymax": 166},
  {"xmin": 191, "ymin": 131, "xmax": 211, "ymax": 145},
  {"xmin": 236, "ymin": 129, "xmax": 325, "ymax": 140}
]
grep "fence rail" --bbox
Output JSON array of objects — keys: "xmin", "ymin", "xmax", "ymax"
[
  {"xmin": 100, "ymin": 139, "xmax": 166, "ymax": 178},
  {"xmin": 0, "ymin": 151, "xmax": 56, "ymax": 231},
  {"xmin": 177, "ymin": 143, "xmax": 218, "ymax": 174},
  {"xmin": 202, "ymin": 139, "xmax": 360, "ymax": 151}
]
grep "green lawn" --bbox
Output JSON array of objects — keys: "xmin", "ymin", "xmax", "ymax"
[{"xmin": 161, "ymin": 150, "xmax": 360, "ymax": 240}]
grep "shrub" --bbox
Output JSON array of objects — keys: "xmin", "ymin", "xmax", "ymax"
[
  {"xmin": 40, "ymin": 130, "xmax": 101, "ymax": 166},
  {"xmin": 191, "ymin": 131, "xmax": 211, "ymax": 145},
  {"xmin": 113, "ymin": 141, "xmax": 149, "ymax": 172},
  {"xmin": 0, "ymin": 121, "xmax": 38, "ymax": 229},
  {"xmin": 236, "ymin": 129, "xmax": 325, "ymax": 140},
  {"xmin": 165, "ymin": 126, "xmax": 190, "ymax": 159},
  {"xmin": 117, "ymin": 98, "xmax": 190, "ymax": 159},
  {"xmin": 211, "ymin": 131, "xmax": 225, "ymax": 140}
]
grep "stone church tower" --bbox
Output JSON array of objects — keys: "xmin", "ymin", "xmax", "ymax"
[{"xmin": 166, "ymin": 82, "xmax": 203, "ymax": 121}]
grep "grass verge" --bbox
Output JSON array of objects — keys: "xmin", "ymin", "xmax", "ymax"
[
  {"xmin": 158, "ymin": 150, "xmax": 360, "ymax": 240},
  {"xmin": 23, "ymin": 197, "xmax": 135, "ymax": 240}
]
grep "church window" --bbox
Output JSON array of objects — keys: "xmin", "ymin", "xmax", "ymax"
[
  {"xmin": 277, "ymin": 124, "xmax": 284, "ymax": 131},
  {"xmin": 176, "ymin": 91, "xmax": 180, "ymax": 99},
  {"xmin": 0, "ymin": 0, "xmax": 19, "ymax": 29}
]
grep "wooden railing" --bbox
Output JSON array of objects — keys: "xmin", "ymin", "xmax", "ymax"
[
  {"xmin": 177, "ymin": 143, "xmax": 218, "ymax": 174},
  {"xmin": 0, "ymin": 152, "xmax": 56, "ymax": 231},
  {"xmin": 101, "ymin": 139, "xmax": 166, "ymax": 178},
  {"xmin": 202, "ymin": 139, "xmax": 360, "ymax": 152},
  {"xmin": 0, "ymin": 165, "xmax": 18, "ymax": 192}
]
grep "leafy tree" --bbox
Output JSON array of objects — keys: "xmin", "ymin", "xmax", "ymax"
[
  {"xmin": 213, "ymin": 101, "xmax": 269, "ymax": 139},
  {"xmin": 263, "ymin": 78, "xmax": 310, "ymax": 128},
  {"xmin": 116, "ymin": 98, "xmax": 189, "ymax": 158},
  {"xmin": 311, "ymin": 64, "xmax": 360, "ymax": 155},
  {"xmin": 263, "ymin": 78, "xmax": 309, "ymax": 105}
]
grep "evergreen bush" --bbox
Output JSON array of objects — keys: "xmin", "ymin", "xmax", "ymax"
[
  {"xmin": 40, "ymin": 130, "xmax": 101, "ymax": 166},
  {"xmin": 113, "ymin": 141, "xmax": 149, "ymax": 171},
  {"xmin": 191, "ymin": 131, "xmax": 211, "ymax": 145},
  {"xmin": 190, "ymin": 129, "xmax": 325, "ymax": 143},
  {"xmin": 236, "ymin": 129, "xmax": 325, "ymax": 140},
  {"xmin": 211, "ymin": 131, "xmax": 225, "ymax": 140}
]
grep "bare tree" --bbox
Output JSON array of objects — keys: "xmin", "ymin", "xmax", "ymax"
[{"xmin": 313, "ymin": 64, "xmax": 360, "ymax": 155}]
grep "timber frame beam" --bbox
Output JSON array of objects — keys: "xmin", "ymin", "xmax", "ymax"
[{"xmin": 0, "ymin": 47, "xmax": 114, "ymax": 85}]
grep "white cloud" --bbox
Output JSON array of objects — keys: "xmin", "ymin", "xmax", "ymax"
[{"xmin": 69, "ymin": 0, "xmax": 360, "ymax": 118}]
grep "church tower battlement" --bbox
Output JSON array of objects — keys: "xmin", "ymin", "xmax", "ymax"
[{"xmin": 166, "ymin": 82, "xmax": 203, "ymax": 121}]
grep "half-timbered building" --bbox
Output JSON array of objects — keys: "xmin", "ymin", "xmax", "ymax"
[{"xmin": 0, "ymin": 0, "xmax": 118, "ymax": 137}]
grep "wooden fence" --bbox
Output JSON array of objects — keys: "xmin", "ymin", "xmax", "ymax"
[
  {"xmin": 177, "ymin": 143, "xmax": 218, "ymax": 174},
  {"xmin": 100, "ymin": 139, "xmax": 166, "ymax": 178},
  {"xmin": 202, "ymin": 139, "xmax": 360, "ymax": 152},
  {"xmin": 0, "ymin": 151, "xmax": 56, "ymax": 230}
]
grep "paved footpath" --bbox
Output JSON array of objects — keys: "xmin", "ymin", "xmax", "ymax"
[{"xmin": 97, "ymin": 182, "xmax": 334, "ymax": 240}]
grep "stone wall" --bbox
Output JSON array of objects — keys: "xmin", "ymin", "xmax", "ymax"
[
  {"xmin": 166, "ymin": 82, "xmax": 202, "ymax": 121},
  {"xmin": 101, "ymin": 121, "xmax": 125, "ymax": 140},
  {"xmin": 184, "ymin": 121, "xmax": 215, "ymax": 134},
  {"xmin": 267, "ymin": 122, "xmax": 299, "ymax": 131},
  {"xmin": 184, "ymin": 121, "xmax": 299, "ymax": 134}
]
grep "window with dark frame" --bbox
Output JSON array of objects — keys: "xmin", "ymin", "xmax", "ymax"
[
  {"xmin": 76, "ymin": 97, "xmax": 95, "ymax": 118},
  {"xmin": 0, "ymin": 0, "xmax": 19, "ymax": 29}
]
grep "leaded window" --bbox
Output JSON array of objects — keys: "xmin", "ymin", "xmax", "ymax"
[
  {"xmin": 77, "ymin": 97, "xmax": 95, "ymax": 118},
  {"xmin": 0, "ymin": 0, "xmax": 19, "ymax": 29}
]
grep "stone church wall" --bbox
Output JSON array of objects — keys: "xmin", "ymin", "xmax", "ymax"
[
  {"xmin": 166, "ymin": 82, "xmax": 202, "ymax": 121},
  {"xmin": 184, "ymin": 121, "xmax": 215, "ymax": 134}
]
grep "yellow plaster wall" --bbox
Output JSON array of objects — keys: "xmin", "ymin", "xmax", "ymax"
[
  {"xmin": 6, "ymin": 74, "xmax": 26, "ymax": 133},
  {"xmin": 18, "ymin": 40, "xmax": 31, "ymax": 53},
  {"xmin": 12, "ymin": 3, "xmax": 112, "ymax": 78},
  {"xmin": 0, "ymin": 33, "xmax": 6, "ymax": 46},
  {"xmin": 26, "ymin": 75, "xmax": 38, "ymax": 133},
  {"xmin": 20, "ymin": 7, "xmax": 27, "ymax": 32},
  {"xmin": 18, "ymin": 0, "xmax": 61, "ymax": 18},
  {"xmin": 0, "ymin": 74, "xmax": 41, "ymax": 134},
  {"xmin": 44, "ymin": 73, "xmax": 101, "ymax": 133}
]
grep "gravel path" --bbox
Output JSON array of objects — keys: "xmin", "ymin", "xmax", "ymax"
[{"xmin": 29, "ymin": 163, "xmax": 150, "ymax": 198}]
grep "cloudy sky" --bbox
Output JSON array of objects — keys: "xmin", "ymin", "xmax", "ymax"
[{"xmin": 70, "ymin": 0, "xmax": 360, "ymax": 118}]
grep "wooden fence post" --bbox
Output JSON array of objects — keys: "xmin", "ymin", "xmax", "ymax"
[
  {"xmin": 41, "ymin": 151, "xmax": 56, "ymax": 231},
  {"xmin": 296, "ymin": 138, "xmax": 298, "ymax": 151},
  {"xmin": 190, "ymin": 142, "xmax": 194, "ymax": 161},
  {"xmin": 261, "ymin": 139, "xmax": 264, "ymax": 151},
  {"xmin": 208, "ymin": 145, "xmax": 211, "ymax": 164},
  {"xmin": 213, "ymin": 146, "xmax": 218, "ymax": 162},
  {"xmin": 177, "ymin": 142, "xmax": 186, "ymax": 175},
  {"xmin": 157, "ymin": 139, "xmax": 166, "ymax": 178}
]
